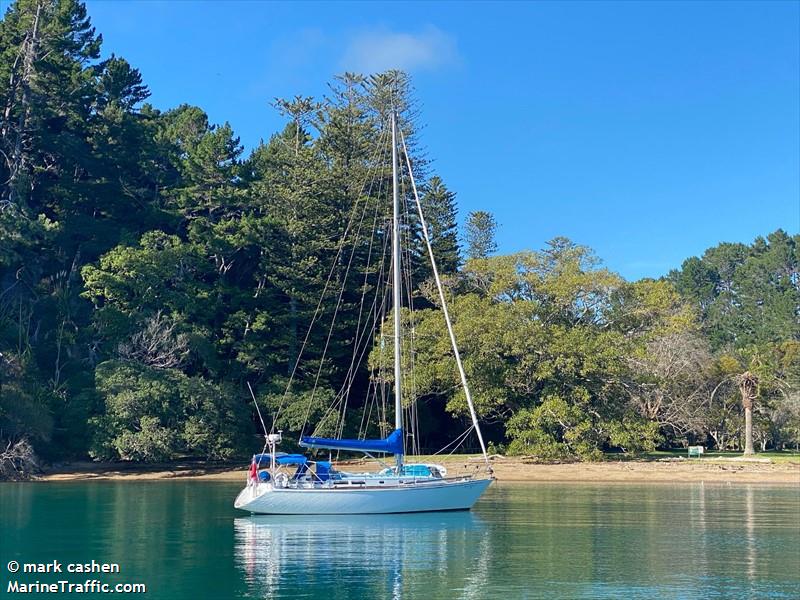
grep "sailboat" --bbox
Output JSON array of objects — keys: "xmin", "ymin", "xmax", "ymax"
[{"xmin": 234, "ymin": 111, "xmax": 493, "ymax": 514}]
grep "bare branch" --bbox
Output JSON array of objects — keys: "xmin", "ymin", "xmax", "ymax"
[{"xmin": 118, "ymin": 311, "xmax": 190, "ymax": 369}]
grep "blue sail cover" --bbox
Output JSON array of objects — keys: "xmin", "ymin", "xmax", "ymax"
[
  {"xmin": 300, "ymin": 428, "xmax": 404, "ymax": 455},
  {"xmin": 252, "ymin": 453, "xmax": 307, "ymax": 466}
]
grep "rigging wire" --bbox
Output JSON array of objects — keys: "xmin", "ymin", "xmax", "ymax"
[
  {"xmin": 432, "ymin": 425, "xmax": 476, "ymax": 457},
  {"xmin": 399, "ymin": 159, "xmax": 421, "ymax": 455},
  {"xmin": 248, "ymin": 381, "xmax": 268, "ymax": 436},
  {"xmin": 398, "ymin": 127, "xmax": 491, "ymax": 467},
  {"xmin": 298, "ymin": 134, "xmax": 389, "ymax": 438},
  {"xmin": 274, "ymin": 110, "xmax": 489, "ymax": 467},
  {"xmin": 270, "ymin": 127, "xmax": 390, "ymax": 432},
  {"xmin": 247, "ymin": 380, "xmax": 270, "ymax": 457},
  {"xmin": 332, "ymin": 145, "xmax": 393, "ymax": 438},
  {"xmin": 305, "ymin": 130, "xmax": 394, "ymax": 437}
]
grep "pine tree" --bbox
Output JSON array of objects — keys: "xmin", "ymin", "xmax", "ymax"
[
  {"xmin": 158, "ymin": 105, "xmax": 244, "ymax": 225},
  {"xmin": 0, "ymin": 0, "xmax": 102, "ymax": 208},
  {"xmin": 420, "ymin": 176, "xmax": 460, "ymax": 274},
  {"xmin": 247, "ymin": 116, "xmax": 335, "ymax": 377},
  {"xmin": 670, "ymin": 230, "xmax": 800, "ymax": 350},
  {"xmin": 464, "ymin": 210, "xmax": 498, "ymax": 260}
]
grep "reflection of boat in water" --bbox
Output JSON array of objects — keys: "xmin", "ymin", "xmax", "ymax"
[
  {"xmin": 234, "ymin": 108, "xmax": 493, "ymax": 515},
  {"xmin": 235, "ymin": 512, "xmax": 490, "ymax": 599}
]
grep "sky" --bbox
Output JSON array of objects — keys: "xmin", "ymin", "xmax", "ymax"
[{"xmin": 45, "ymin": 1, "xmax": 800, "ymax": 278}]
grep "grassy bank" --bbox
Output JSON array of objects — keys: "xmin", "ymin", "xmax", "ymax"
[{"xmin": 637, "ymin": 450, "xmax": 800, "ymax": 464}]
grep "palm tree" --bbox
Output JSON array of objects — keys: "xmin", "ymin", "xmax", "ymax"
[{"xmin": 738, "ymin": 371, "xmax": 758, "ymax": 456}]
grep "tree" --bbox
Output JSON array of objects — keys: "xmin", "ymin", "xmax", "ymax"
[
  {"xmin": 3, "ymin": 0, "xmax": 798, "ymax": 465},
  {"xmin": 739, "ymin": 371, "xmax": 758, "ymax": 455},
  {"xmin": 246, "ymin": 118, "xmax": 336, "ymax": 376},
  {"xmin": 377, "ymin": 239, "xmax": 676, "ymax": 459},
  {"xmin": 420, "ymin": 176, "xmax": 460, "ymax": 274},
  {"xmin": 0, "ymin": 0, "xmax": 183, "ymax": 461},
  {"xmin": 90, "ymin": 361, "xmax": 245, "ymax": 461},
  {"xmin": 625, "ymin": 331, "xmax": 715, "ymax": 442},
  {"xmin": 117, "ymin": 311, "xmax": 190, "ymax": 369},
  {"xmin": 464, "ymin": 211, "xmax": 497, "ymax": 260},
  {"xmin": 95, "ymin": 55, "xmax": 150, "ymax": 110},
  {"xmin": 161, "ymin": 107, "xmax": 244, "ymax": 223},
  {"xmin": 0, "ymin": 438, "xmax": 38, "ymax": 480},
  {"xmin": 0, "ymin": 0, "xmax": 102, "ymax": 207},
  {"xmin": 272, "ymin": 95, "xmax": 320, "ymax": 155},
  {"xmin": 670, "ymin": 230, "xmax": 800, "ymax": 350},
  {"xmin": 671, "ymin": 231, "xmax": 800, "ymax": 453}
]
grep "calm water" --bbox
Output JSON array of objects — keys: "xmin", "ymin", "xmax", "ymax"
[{"xmin": 1, "ymin": 482, "xmax": 798, "ymax": 599}]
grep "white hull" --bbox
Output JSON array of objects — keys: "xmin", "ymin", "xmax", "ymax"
[{"xmin": 234, "ymin": 478, "xmax": 492, "ymax": 515}]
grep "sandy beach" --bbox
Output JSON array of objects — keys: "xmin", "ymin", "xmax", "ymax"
[{"xmin": 38, "ymin": 455, "xmax": 800, "ymax": 484}]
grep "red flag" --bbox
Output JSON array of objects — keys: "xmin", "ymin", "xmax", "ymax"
[{"xmin": 249, "ymin": 459, "xmax": 258, "ymax": 481}]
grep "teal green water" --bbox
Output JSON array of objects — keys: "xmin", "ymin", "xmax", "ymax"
[{"xmin": 1, "ymin": 482, "xmax": 798, "ymax": 599}]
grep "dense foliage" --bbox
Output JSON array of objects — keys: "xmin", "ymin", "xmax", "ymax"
[{"xmin": 1, "ymin": 1, "xmax": 798, "ymax": 474}]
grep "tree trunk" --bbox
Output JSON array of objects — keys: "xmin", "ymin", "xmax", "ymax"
[
  {"xmin": 743, "ymin": 405, "xmax": 754, "ymax": 456},
  {"xmin": 4, "ymin": 1, "xmax": 43, "ymax": 205}
]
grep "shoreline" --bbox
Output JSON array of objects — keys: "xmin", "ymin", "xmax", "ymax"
[{"xmin": 33, "ymin": 456, "xmax": 800, "ymax": 485}]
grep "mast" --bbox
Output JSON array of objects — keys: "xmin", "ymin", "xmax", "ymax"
[{"xmin": 391, "ymin": 111, "xmax": 403, "ymax": 468}]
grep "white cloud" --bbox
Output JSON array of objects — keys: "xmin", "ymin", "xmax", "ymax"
[{"xmin": 340, "ymin": 26, "xmax": 458, "ymax": 73}]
